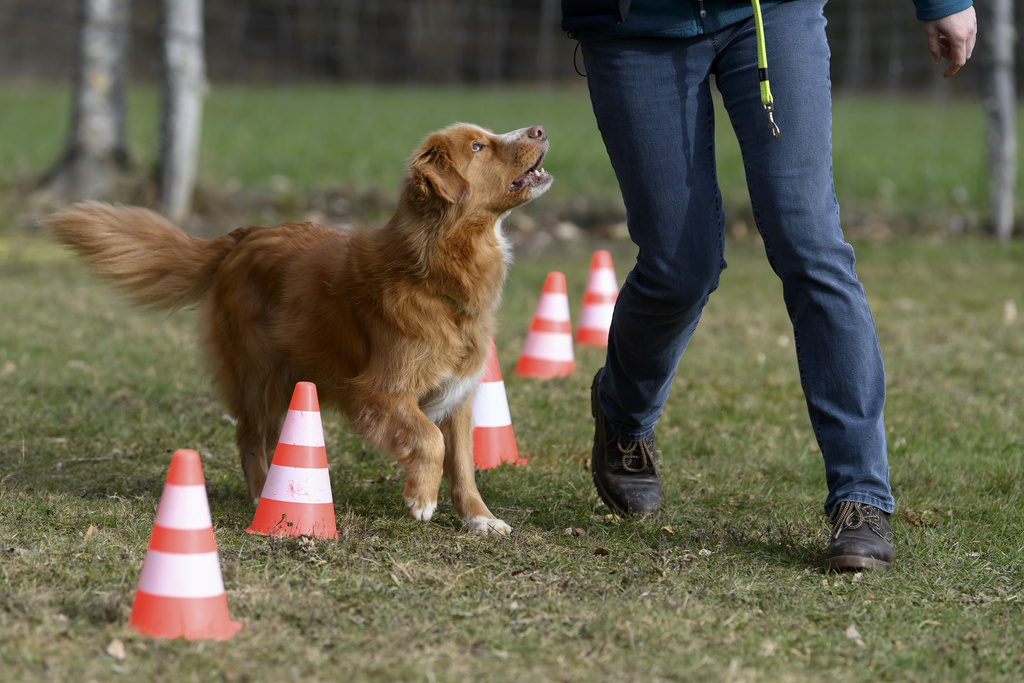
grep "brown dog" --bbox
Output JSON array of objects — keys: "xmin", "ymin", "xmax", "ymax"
[{"xmin": 45, "ymin": 123, "xmax": 552, "ymax": 536}]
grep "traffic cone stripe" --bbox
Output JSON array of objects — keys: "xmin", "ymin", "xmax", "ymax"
[
  {"xmin": 522, "ymin": 331, "xmax": 574, "ymax": 362},
  {"xmin": 582, "ymin": 291, "xmax": 616, "ymax": 304},
  {"xmin": 534, "ymin": 291, "xmax": 571, "ymax": 321},
  {"xmin": 165, "ymin": 453, "xmax": 205, "ymax": 486},
  {"xmin": 278, "ymin": 409, "xmax": 326, "ymax": 448},
  {"xmin": 473, "ymin": 424, "xmax": 517, "ymax": 463},
  {"xmin": 530, "ymin": 316, "xmax": 572, "ymax": 334},
  {"xmin": 154, "ymin": 484, "xmax": 214, "ymax": 529},
  {"xmin": 287, "ymin": 381, "xmax": 321, "ymax": 412},
  {"xmin": 479, "ymin": 343, "xmax": 503, "ymax": 383},
  {"xmin": 472, "ymin": 381, "xmax": 512, "ymax": 428},
  {"xmin": 129, "ymin": 592, "xmax": 240, "ymax": 641},
  {"xmin": 148, "ymin": 525, "xmax": 218, "ymax": 554},
  {"xmin": 260, "ymin": 464, "xmax": 334, "ymax": 504},
  {"xmin": 268, "ymin": 440, "xmax": 329, "ymax": 469},
  {"xmin": 246, "ymin": 498, "xmax": 337, "ymax": 536},
  {"xmin": 136, "ymin": 550, "xmax": 226, "ymax": 598},
  {"xmin": 515, "ymin": 356, "xmax": 574, "ymax": 378},
  {"xmin": 584, "ymin": 267, "xmax": 618, "ymax": 297},
  {"xmin": 578, "ymin": 302, "xmax": 615, "ymax": 329}
]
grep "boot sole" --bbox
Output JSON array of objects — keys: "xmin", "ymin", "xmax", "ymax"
[{"xmin": 824, "ymin": 554, "xmax": 893, "ymax": 572}]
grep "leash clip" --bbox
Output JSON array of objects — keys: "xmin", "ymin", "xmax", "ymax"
[{"xmin": 764, "ymin": 101, "xmax": 780, "ymax": 139}]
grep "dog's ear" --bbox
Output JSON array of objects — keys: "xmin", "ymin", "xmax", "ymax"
[{"xmin": 408, "ymin": 134, "xmax": 470, "ymax": 206}]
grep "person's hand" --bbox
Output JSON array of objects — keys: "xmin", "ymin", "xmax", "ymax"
[{"xmin": 923, "ymin": 6, "xmax": 977, "ymax": 78}]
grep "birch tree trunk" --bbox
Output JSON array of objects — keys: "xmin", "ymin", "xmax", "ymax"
[
  {"xmin": 985, "ymin": 0, "xmax": 1017, "ymax": 242},
  {"xmin": 42, "ymin": 0, "xmax": 130, "ymax": 201},
  {"xmin": 536, "ymin": 0, "xmax": 559, "ymax": 87},
  {"xmin": 159, "ymin": 0, "xmax": 206, "ymax": 223},
  {"xmin": 840, "ymin": 0, "xmax": 868, "ymax": 91}
]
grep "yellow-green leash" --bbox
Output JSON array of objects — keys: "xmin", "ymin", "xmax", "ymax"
[{"xmin": 751, "ymin": 0, "xmax": 780, "ymax": 138}]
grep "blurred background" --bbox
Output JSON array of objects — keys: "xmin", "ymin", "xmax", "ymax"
[
  {"xmin": 0, "ymin": 0, "xmax": 1019, "ymax": 241},
  {"xmin": 1, "ymin": 0, "xmax": 1018, "ymax": 90}
]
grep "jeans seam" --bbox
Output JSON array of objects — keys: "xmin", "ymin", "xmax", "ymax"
[
  {"xmin": 751, "ymin": 203, "xmax": 825, "ymax": 448},
  {"xmin": 700, "ymin": 61, "xmax": 725, "ymax": 281}
]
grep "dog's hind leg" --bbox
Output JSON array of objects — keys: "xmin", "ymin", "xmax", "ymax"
[
  {"xmin": 441, "ymin": 400, "xmax": 512, "ymax": 537},
  {"xmin": 236, "ymin": 414, "xmax": 287, "ymax": 504},
  {"xmin": 233, "ymin": 376, "xmax": 289, "ymax": 504},
  {"xmin": 237, "ymin": 419, "xmax": 271, "ymax": 504}
]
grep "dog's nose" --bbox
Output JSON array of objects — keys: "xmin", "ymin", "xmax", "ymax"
[{"xmin": 526, "ymin": 125, "xmax": 546, "ymax": 141}]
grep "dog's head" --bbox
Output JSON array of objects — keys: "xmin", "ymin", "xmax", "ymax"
[{"xmin": 405, "ymin": 123, "xmax": 552, "ymax": 215}]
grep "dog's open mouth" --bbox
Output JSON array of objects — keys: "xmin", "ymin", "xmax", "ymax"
[{"xmin": 509, "ymin": 150, "xmax": 552, "ymax": 193}]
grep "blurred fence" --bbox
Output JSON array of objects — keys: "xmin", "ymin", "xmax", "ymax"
[{"xmin": 0, "ymin": 0, "xmax": 1018, "ymax": 93}]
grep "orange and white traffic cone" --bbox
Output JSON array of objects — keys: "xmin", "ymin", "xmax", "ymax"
[
  {"xmin": 246, "ymin": 382, "xmax": 337, "ymax": 539},
  {"xmin": 515, "ymin": 271, "xmax": 575, "ymax": 378},
  {"xmin": 576, "ymin": 250, "xmax": 619, "ymax": 347},
  {"xmin": 128, "ymin": 449, "xmax": 241, "ymax": 640},
  {"xmin": 473, "ymin": 337, "xmax": 522, "ymax": 468}
]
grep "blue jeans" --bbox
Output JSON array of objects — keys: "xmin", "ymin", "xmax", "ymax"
[{"xmin": 582, "ymin": 0, "xmax": 894, "ymax": 515}]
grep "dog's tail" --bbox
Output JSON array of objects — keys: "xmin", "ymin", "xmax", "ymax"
[{"xmin": 44, "ymin": 201, "xmax": 246, "ymax": 310}]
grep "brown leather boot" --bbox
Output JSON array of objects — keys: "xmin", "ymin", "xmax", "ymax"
[
  {"xmin": 824, "ymin": 501, "xmax": 895, "ymax": 571},
  {"xmin": 590, "ymin": 370, "xmax": 661, "ymax": 517}
]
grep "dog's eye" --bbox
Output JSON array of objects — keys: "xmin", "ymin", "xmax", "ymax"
[{"xmin": 471, "ymin": 141, "xmax": 486, "ymax": 153}]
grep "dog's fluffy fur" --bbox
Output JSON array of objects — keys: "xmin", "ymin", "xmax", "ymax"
[{"xmin": 45, "ymin": 122, "xmax": 552, "ymax": 536}]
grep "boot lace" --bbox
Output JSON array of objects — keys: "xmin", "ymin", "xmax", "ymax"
[
  {"xmin": 617, "ymin": 437, "xmax": 660, "ymax": 474},
  {"xmin": 829, "ymin": 501, "xmax": 893, "ymax": 543}
]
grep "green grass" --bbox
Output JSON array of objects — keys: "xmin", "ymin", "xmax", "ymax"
[
  {"xmin": 1, "ymin": 229, "xmax": 1022, "ymax": 681},
  {"xmin": 1, "ymin": 82, "xmax": 1022, "ymax": 680},
  {"xmin": 1, "ymin": 84, "xmax": 1019, "ymax": 229}
]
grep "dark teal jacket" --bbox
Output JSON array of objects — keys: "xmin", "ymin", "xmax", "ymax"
[{"xmin": 562, "ymin": 0, "xmax": 974, "ymax": 41}]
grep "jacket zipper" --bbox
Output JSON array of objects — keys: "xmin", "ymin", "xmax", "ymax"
[{"xmin": 698, "ymin": 0, "xmax": 707, "ymax": 19}]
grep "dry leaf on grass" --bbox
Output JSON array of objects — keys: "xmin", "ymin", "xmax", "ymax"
[
  {"xmin": 844, "ymin": 624, "xmax": 866, "ymax": 649},
  {"xmin": 106, "ymin": 639, "xmax": 126, "ymax": 661}
]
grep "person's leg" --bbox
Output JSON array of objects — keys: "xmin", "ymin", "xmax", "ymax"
[
  {"xmin": 582, "ymin": 37, "xmax": 726, "ymax": 442},
  {"xmin": 713, "ymin": 1, "xmax": 894, "ymax": 568},
  {"xmin": 580, "ymin": 36, "xmax": 726, "ymax": 516}
]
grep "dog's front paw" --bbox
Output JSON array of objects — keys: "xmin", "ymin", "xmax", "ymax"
[
  {"xmin": 405, "ymin": 497, "xmax": 437, "ymax": 522},
  {"xmin": 464, "ymin": 516, "xmax": 512, "ymax": 537}
]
